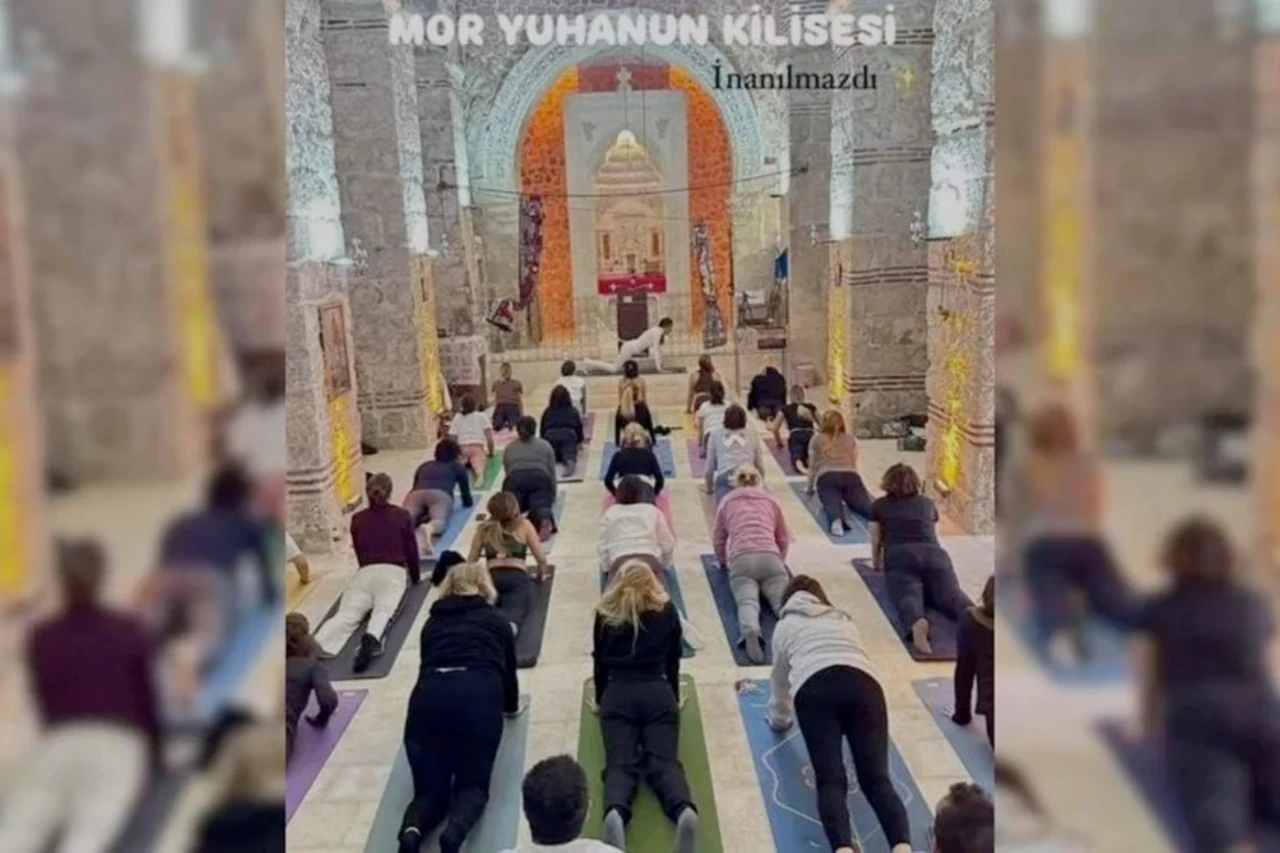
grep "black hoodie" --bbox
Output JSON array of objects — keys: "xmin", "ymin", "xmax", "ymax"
[
  {"xmin": 417, "ymin": 594, "xmax": 519, "ymax": 713},
  {"xmin": 592, "ymin": 602, "xmax": 682, "ymax": 706},
  {"xmin": 747, "ymin": 367, "xmax": 786, "ymax": 412}
]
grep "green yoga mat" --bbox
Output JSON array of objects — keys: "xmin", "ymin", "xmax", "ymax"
[
  {"xmin": 576, "ymin": 677, "xmax": 723, "ymax": 853},
  {"xmin": 477, "ymin": 455, "xmax": 503, "ymax": 491}
]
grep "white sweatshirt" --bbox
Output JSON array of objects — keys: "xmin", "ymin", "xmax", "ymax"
[
  {"xmin": 501, "ymin": 841, "xmax": 623, "ymax": 853},
  {"xmin": 768, "ymin": 591, "xmax": 878, "ymax": 728},
  {"xmin": 598, "ymin": 503, "xmax": 675, "ymax": 569},
  {"xmin": 620, "ymin": 326, "xmax": 665, "ymax": 370}
]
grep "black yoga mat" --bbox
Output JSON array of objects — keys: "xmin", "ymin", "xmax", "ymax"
[
  {"xmin": 516, "ymin": 573, "xmax": 554, "ymax": 669},
  {"xmin": 851, "ymin": 557, "xmax": 958, "ymax": 661},
  {"xmin": 318, "ymin": 579, "xmax": 433, "ymax": 680}
]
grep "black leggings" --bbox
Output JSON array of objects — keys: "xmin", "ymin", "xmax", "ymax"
[
  {"xmin": 816, "ymin": 471, "xmax": 873, "ymax": 524},
  {"xmin": 615, "ymin": 402, "xmax": 655, "ymax": 446},
  {"xmin": 502, "ymin": 469, "xmax": 557, "ymax": 533},
  {"xmin": 795, "ymin": 665, "xmax": 912, "ymax": 850},
  {"xmin": 884, "ymin": 543, "xmax": 973, "ymax": 632},
  {"xmin": 600, "ymin": 678, "xmax": 695, "ymax": 824},
  {"xmin": 490, "ymin": 566, "xmax": 533, "ymax": 630},
  {"xmin": 401, "ymin": 670, "xmax": 505, "ymax": 853},
  {"xmin": 1023, "ymin": 534, "xmax": 1135, "ymax": 647},
  {"xmin": 788, "ymin": 428, "xmax": 814, "ymax": 470},
  {"xmin": 543, "ymin": 428, "xmax": 580, "ymax": 469}
]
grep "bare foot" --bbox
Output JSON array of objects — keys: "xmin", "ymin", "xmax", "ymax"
[{"xmin": 910, "ymin": 618, "xmax": 933, "ymax": 655}]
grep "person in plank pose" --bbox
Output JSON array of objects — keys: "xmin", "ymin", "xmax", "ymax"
[{"xmin": 581, "ymin": 318, "xmax": 675, "ymax": 375}]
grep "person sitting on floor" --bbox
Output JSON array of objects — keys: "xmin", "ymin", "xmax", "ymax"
[
  {"xmin": 285, "ymin": 613, "xmax": 336, "ymax": 763},
  {"xmin": 491, "ymin": 361, "xmax": 525, "ymax": 432},
  {"xmin": 399, "ymin": 560, "xmax": 528, "ymax": 853},
  {"xmin": 314, "ymin": 473, "xmax": 420, "ymax": 672},
  {"xmin": 554, "ymin": 359, "xmax": 588, "ymax": 417},
  {"xmin": 951, "ymin": 576, "xmax": 994, "ymax": 746},
  {"xmin": 541, "ymin": 385, "xmax": 586, "ymax": 478},
  {"xmin": 502, "ymin": 416, "xmax": 559, "ymax": 540},
  {"xmin": 614, "ymin": 360, "xmax": 655, "ymax": 447},
  {"xmin": 931, "ymin": 783, "xmax": 994, "ymax": 853},
  {"xmin": 500, "ymin": 755, "xmax": 623, "ymax": 853},
  {"xmin": 771, "ymin": 385, "xmax": 818, "ymax": 474},
  {"xmin": 694, "ymin": 381, "xmax": 728, "ymax": 458},
  {"xmin": 704, "ymin": 405, "xmax": 764, "ymax": 495},
  {"xmin": 448, "ymin": 394, "xmax": 495, "ymax": 488},
  {"xmin": 767, "ymin": 575, "xmax": 914, "ymax": 853},
  {"xmin": 1133, "ymin": 517, "xmax": 1280, "ymax": 853},
  {"xmin": 869, "ymin": 463, "xmax": 972, "ymax": 656},
  {"xmin": 0, "ymin": 539, "xmax": 161, "ymax": 853},
  {"xmin": 590, "ymin": 561, "xmax": 699, "ymax": 853},
  {"xmin": 747, "ymin": 357, "xmax": 787, "ymax": 422},
  {"xmin": 599, "ymin": 475, "xmax": 676, "ymax": 580},
  {"xmin": 805, "ymin": 410, "xmax": 873, "ymax": 534},
  {"xmin": 713, "ymin": 464, "xmax": 792, "ymax": 664},
  {"xmin": 403, "ymin": 437, "xmax": 474, "ymax": 558},
  {"xmin": 468, "ymin": 492, "xmax": 550, "ymax": 636},
  {"xmin": 686, "ymin": 354, "xmax": 720, "ymax": 414}
]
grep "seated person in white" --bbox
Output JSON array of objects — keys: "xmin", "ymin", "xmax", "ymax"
[
  {"xmin": 313, "ymin": 473, "xmax": 420, "ymax": 672},
  {"xmin": 499, "ymin": 755, "xmax": 623, "ymax": 853},
  {"xmin": 581, "ymin": 318, "xmax": 674, "ymax": 375},
  {"xmin": 694, "ymin": 381, "xmax": 728, "ymax": 457},
  {"xmin": 598, "ymin": 475, "xmax": 676, "ymax": 579}
]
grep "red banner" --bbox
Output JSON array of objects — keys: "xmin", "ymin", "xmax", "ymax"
[{"xmin": 598, "ymin": 272, "xmax": 667, "ymax": 295}]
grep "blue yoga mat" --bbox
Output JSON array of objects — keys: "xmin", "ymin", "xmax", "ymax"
[
  {"xmin": 431, "ymin": 500, "xmax": 476, "ymax": 556},
  {"xmin": 700, "ymin": 554, "xmax": 784, "ymax": 666},
  {"xmin": 911, "ymin": 677, "xmax": 993, "ymax": 791},
  {"xmin": 598, "ymin": 439, "xmax": 677, "ymax": 479},
  {"xmin": 787, "ymin": 482, "xmax": 870, "ymax": 544},
  {"xmin": 600, "ymin": 565, "xmax": 694, "ymax": 658},
  {"xmin": 736, "ymin": 679, "xmax": 934, "ymax": 853},
  {"xmin": 362, "ymin": 697, "xmax": 532, "ymax": 853},
  {"xmin": 1000, "ymin": 570, "xmax": 1129, "ymax": 686},
  {"xmin": 178, "ymin": 603, "xmax": 279, "ymax": 729},
  {"xmin": 851, "ymin": 558, "xmax": 958, "ymax": 662}
]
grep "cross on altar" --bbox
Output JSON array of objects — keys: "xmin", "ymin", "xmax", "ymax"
[{"xmin": 615, "ymin": 66, "xmax": 633, "ymax": 91}]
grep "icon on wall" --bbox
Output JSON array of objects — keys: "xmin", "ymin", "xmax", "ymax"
[{"xmin": 319, "ymin": 302, "xmax": 352, "ymax": 399}]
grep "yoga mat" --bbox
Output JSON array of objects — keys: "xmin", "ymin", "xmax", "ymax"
[
  {"xmin": 541, "ymin": 492, "xmax": 569, "ymax": 553},
  {"xmin": 598, "ymin": 440, "xmax": 676, "ymax": 480},
  {"xmin": 599, "ymin": 567, "xmax": 695, "ymax": 658},
  {"xmin": 318, "ymin": 578, "xmax": 431, "ymax": 681},
  {"xmin": 477, "ymin": 454, "xmax": 503, "ymax": 490},
  {"xmin": 174, "ymin": 603, "xmax": 280, "ymax": 730},
  {"xmin": 558, "ymin": 449, "xmax": 591, "ymax": 483},
  {"xmin": 687, "ymin": 439, "xmax": 707, "ymax": 478},
  {"xmin": 429, "ymin": 500, "xmax": 476, "ymax": 556},
  {"xmin": 787, "ymin": 482, "xmax": 870, "ymax": 544},
  {"xmin": 736, "ymin": 679, "xmax": 934, "ymax": 853},
  {"xmin": 584, "ymin": 411, "xmax": 596, "ymax": 440},
  {"xmin": 852, "ymin": 558, "xmax": 958, "ymax": 661},
  {"xmin": 286, "ymin": 689, "xmax": 368, "ymax": 821},
  {"xmin": 362, "ymin": 697, "xmax": 531, "ymax": 853},
  {"xmin": 766, "ymin": 440, "xmax": 799, "ymax": 476},
  {"xmin": 577, "ymin": 677, "xmax": 723, "ymax": 853},
  {"xmin": 999, "ymin": 570, "xmax": 1130, "ymax": 686},
  {"xmin": 911, "ymin": 677, "xmax": 993, "ymax": 791},
  {"xmin": 109, "ymin": 770, "xmax": 191, "ymax": 853},
  {"xmin": 700, "ymin": 554, "xmax": 783, "ymax": 666},
  {"xmin": 516, "ymin": 574, "xmax": 554, "ymax": 669}
]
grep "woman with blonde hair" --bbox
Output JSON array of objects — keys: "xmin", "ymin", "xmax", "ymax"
[
  {"xmin": 468, "ymin": 491, "xmax": 549, "ymax": 637},
  {"xmin": 399, "ymin": 560, "xmax": 526, "ymax": 853},
  {"xmin": 806, "ymin": 410, "xmax": 873, "ymax": 535},
  {"xmin": 591, "ymin": 561, "xmax": 699, "ymax": 853},
  {"xmin": 614, "ymin": 360, "xmax": 655, "ymax": 446},
  {"xmin": 713, "ymin": 464, "xmax": 792, "ymax": 663}
]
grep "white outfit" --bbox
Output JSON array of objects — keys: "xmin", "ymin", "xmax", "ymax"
[
  {"xmin": 598, "ymin": 503, "xmax": 676, "ymax": 570},
  {"xmin": 695, "ymin": 401, "xmax": 727, "ymax": 439},
  {"xmin": 285, "ymin": 532, "xmax": 301, "ymax": 562},
  {"xmin": 449, "ymin": 410, "xmax": 492, "ymax": 446},
  {"xmin": 767, "ymin": 591, "xmax": 877, "ymax": 728},
  {"xmin": 226, "ymin": 398, "xmax": 286, "ymax": 479},
  {"xmin": 554, "ymin": 375, "xmax": 588, "ymax": 415},
  {"xmin": 581, "ymin": 326, "xmax": 666, "ymax": 374},
  {"xmin": 0, "ymin": 723, "xmax": 148, "ymax": 853},
  {"xmin": 500, "ymin": 841, "xmax": 623, "ymax": 853},
  {"xmin": 313, "ymin": 563, "xmax": 408, "ymax": 655}
]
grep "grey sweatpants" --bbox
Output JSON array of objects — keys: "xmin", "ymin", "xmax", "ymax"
[{"xmin": 729, "ymin": 551, "xmax": 788, "ymax": 636}]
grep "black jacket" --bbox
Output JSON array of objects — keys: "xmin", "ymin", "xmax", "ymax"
[
  {"xmin": 603, "ymin": 446, "xmax": 665, "ymax": 495},
  {"xmin": 592, "ymin": 602, "xmax": 682, "ymax": 705},
  {"xmin": 540, "ymin": 405, "xmax": 584, "ymax": 445},
  {"xmin": 418, "ymin": 594, "xmax": 519, "ymax": 713},
  {"xmin": 747, "ymin": 368, "xmax": 786, "ymax": 412}
]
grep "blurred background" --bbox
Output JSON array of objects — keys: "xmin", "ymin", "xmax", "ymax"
[
  {"xmin": 997, "ymin": 0, "xmax": 1279, "ymax": 850},
  {"xmin": 0, "ymin": 0, "xmax": 286, "ymax": 850}
]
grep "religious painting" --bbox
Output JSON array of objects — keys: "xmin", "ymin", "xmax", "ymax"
[
  {"xmin": 595, "ymin": 130, "xmax": 668, "ymax": 296},
  {"xmin": 318, "ymin": 302, "xmax": 352, "ymax": 399},
  {"xmin": 693, "ymin": 220, "xmax": 728, "ymax": 349}
]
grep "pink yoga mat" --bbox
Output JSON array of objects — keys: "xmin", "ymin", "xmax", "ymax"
[
  {"xmin": 286, "ymin": 689, "xmax": 367, "ymax": 821},
  {"xmin": 687, "ymin": 439, "xmax": 708, "ymax": 478},
  {"xmin": 602, "ymin": 489, "xmax": 676, "ymax": 534}
]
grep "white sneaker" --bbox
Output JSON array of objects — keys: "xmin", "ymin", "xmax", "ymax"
[{"xmin": 830, "ymin": 520, "xmax": 844, "ymax": 536}]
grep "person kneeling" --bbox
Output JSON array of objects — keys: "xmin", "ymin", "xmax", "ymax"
[
  {"xmin": 469, "ymin": 492, "xmax": 550, "ymax": 637},
  {"xmin": 500, "ymin": 755, "xmax": 623, "ymax": 853},
  {"xmin": 599, "ymin": 475, "xmax": 675, "ymax": 581},
  {"xmin": 399, "ymin": 560, "xmax": 528, "ymax": 853},
  {"xmin": 591, "ymin": 562, "xmax": 699, "ymax": 853}
]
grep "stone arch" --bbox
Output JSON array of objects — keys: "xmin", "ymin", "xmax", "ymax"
[{"xmin": 466, "ymin": 11, "xmax": 772, "ymax": 197}]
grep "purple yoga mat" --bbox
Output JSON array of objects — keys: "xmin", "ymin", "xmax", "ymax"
[
  {"xmin": 687, "ymin": 439, "xmax": 707, "ymax": 478},
  {"xmin": 286, "ymin": 689, "xmax": 368, "ymax": 821},
  {"xmin": 767, "ymin": 440, "xmax": 798, "ymax": 475},
  {"xmin": 851, "ymin": 558, "xmax": 959, "ymax": 661}
]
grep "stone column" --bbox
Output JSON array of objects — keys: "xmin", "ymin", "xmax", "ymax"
[
  {"xmin": 12, "ymin": 0, "xmax": 217, "ymax": 482},
  {"xmin": 286, "ymin": 0, "xmax": 364, "ymax": 552},
  {"xmin": 321, "ymin": 0, "xmax": 442, "ymax": 449},
  {"xmin": 832, "ymin": 0, "xmax": 934, "ymax": 433},
  {"xmin": 924, "ymin": 0, "xmax": 996, "ymax": 534},
  {"xmin": 1256, "ymin": 0, "xmax": 1280, "ymax": 585},
  {"xmin": 0, "ymin": 90, "xmax": 47, "ymax": 607}
]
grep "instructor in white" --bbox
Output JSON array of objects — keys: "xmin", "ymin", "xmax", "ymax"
[{"xmin": 581, "ymin": 318, "xmax": 674, "ymax": 375}]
